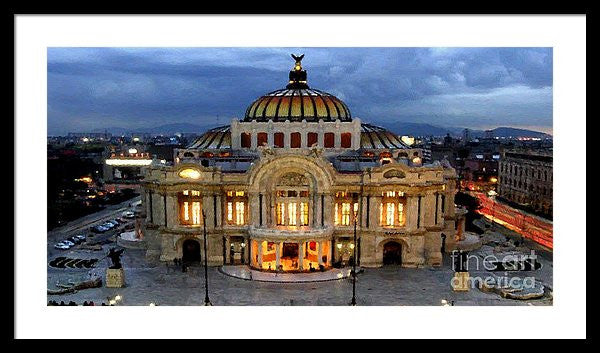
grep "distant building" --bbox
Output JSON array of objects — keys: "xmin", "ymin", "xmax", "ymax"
[
  {"xmin": 461, "ymin": 152, "xmax": 499, "ymax": 192},
  {"xmin": 497, "ymin": 149, "xmax": 553, "ymax": 217},
  {"xmin": 67, "ymin": 132, "xmax": 112, "ymax": 141},
  {"xmin": 462, "ymin": 128, "xmax": 471, "ymax": 144},
  {"xmin": 104, "ymin": 145, "xmax": 154, "ymax": 183}
]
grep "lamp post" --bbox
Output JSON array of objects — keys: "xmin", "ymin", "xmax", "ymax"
[
  {"xmin": 202, "ymin": 211, "xmax": 212, "ymax": 306},
  {"xmin": 350, "ymin": 210, "xmax": 358, "ymax": 306}
]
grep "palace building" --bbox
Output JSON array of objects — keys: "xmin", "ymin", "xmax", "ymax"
[{"xmin": 141, "ymin": 55, "xmax": 464, "ymax": 272}]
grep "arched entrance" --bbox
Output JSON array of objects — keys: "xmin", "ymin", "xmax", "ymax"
[
  {"xmin": 182, "ymin": 239, "xmax": 201, "ymax": 263},
  {"xmin": 383, "ymin": 241, "xmax": 402, "ymax": 265}
]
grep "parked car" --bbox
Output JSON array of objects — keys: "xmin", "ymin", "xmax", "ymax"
[
  {"xmin": 75, "ymin": 234, "xmax": 86, "ymax": 241},
  {"xmin": 92, "ymin": 225, "xmax": 108, "ymax": 233},
  {"xmin": 123, "ymin": 211, "xmax": 135, "ymax": 219},
  {"xmin": 69, "ymin": 236, "xmax": 82, "ymax": 244},
  {"xmin": 102, "ymin": 222, "xmax": 115, "ymax": 229},
  {"xmin": 106, "ymin": 220, "xmax": 119, "ymax": 227},
  {"xmin": 54, "ymin": 243, "xmax": 70, "ymax": 250},
  {"xmin": 62, "ymin": 240, "xmax": 75, "ymax": 247}
]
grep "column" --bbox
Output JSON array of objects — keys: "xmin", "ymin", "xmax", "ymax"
[
  {"xmin": 369, "ymin": 194, "xmax": 381, "ymax": 229},
  {"xmin": 257, "ymin": 240, "xmax": 263, "ymax": 268},
  {"xmin": 225, "ymin": 237, "xmax": 231, "ymax": 264},
  {"xmin": 215, "ymin": 193, "xmax": 222, "ymax": 227},
  {"xmin": 275, "ymin": 242, "xmax": 281, "ymax": 270},
  {"xmin": 318, "ymin": 241, "xmax": 323, "ymax": 266},
  {"xmin": 299, "ymin": 242, "xmax": 305, "ymax": 270}
]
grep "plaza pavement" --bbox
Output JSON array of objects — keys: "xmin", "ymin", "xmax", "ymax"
[{"xmin": 47, "ymin": 235, "xmax": 553, "ymax": 306}]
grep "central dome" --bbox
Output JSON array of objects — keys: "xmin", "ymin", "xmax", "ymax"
[{"xmin": 243, "ymin": 54, "xmax": 352, "ymax": 122}]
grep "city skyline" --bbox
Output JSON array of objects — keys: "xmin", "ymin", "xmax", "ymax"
[{"xmin": 48, "ymin": 47, "xmax": 553, "ymax": 136}]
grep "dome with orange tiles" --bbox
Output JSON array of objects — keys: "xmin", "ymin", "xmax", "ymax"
[{"xmin": 244, "ymin": 54, "xmax": 351, "ymax": 122}]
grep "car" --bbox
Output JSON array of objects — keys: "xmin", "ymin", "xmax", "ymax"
[
  {"xmin": 54, "ymin": 243, "xmax": 70, "ymax": 250},
  {"xmin": 92, "ymin": 225, "xmax": 108, "ymax": 233},
  {"xmin": 69, "ymin": 236, "xmax": 82, "ymax": 244},
  {"xmin": 107, "ymin": 220, "xmax": 119, "ymax": 227},
  {"xmin": 102, "ymin": 222, "xmax": 115, "ymax": 229},
  {"xmin": 62, "ymin": 240, "xmax": 75, "ymax": 247},
  {"xmin": 75, "ymin": 234, "xmax": 86, "ymax": 241},
  {"xmin": 122, "ymin": 211, "xmax": 135, "ymax": 219}
]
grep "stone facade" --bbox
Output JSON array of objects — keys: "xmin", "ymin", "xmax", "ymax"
[
  {"xmin": 140, "ymin": 55, "xmax": 463, "ymax": 271},
  {"xmin": 142, "ymin": 147, "xmax": 460, "ymax": 269},
  {"xmin": 497, "ymin": 149, "xmax": 553, "ymax": 216}
]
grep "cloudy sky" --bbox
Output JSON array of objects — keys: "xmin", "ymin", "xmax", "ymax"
[{"xmin": 47, "ymin": 47, "xmax": 553, "ymax": 135}]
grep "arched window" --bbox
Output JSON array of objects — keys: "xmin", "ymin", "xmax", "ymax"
[
  {"xmin": 291, "ymin": 132, "xmax": 301, "ymax": 148},
  {"xmin": 324, "ymin": 132, "xmax": 335, "ymax": 148},
  {"xmin": 341, "ymin": 133, "xmax": 352, "ymax": 148},
  {"xmin": 241, "ymin": 133, "xmax": 251, "ymax": 148}
]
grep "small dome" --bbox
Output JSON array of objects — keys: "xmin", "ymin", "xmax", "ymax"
[{"xmin": 244, "ymin": 54, "xmax": 351, "ymax": 122}]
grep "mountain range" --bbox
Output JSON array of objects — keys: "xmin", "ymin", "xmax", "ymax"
[{"xmin": 92, "ymin": 122, "xmax": 551, "ymax": 139}]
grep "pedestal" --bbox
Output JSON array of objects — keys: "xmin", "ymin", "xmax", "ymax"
[
  {"xmin": 451, "ymin": 271, "xmax": 470, "ymax": 292},
  {"xmin": 106, "ymin": 268, "xmax": 125, "ymax": 288}
]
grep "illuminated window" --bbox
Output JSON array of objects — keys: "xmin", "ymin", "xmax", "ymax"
[
  {"xmin": 235, "ymin": 201, "xmax": 245, "ymax": 225},
  {"xmin": 227, "ymin": 202, "xmax": 233, "ymax": 222},
  {"xmin": 300, "ymin": 202, "xmax": 309, "ymax": 226},
  {"xmin": 275, "ymin": 187, "xmax": 309, "ymax": 227},
  {"xmin": 380, "ymin": 192, "xmax": 407, "ymax": 227},
  {"xmin": 334, "ymin": 203, "xmax": 339, "ymax": 225},
  {"xmin": 277, "ymin": 203, "xmax": 285, "ymax": 225},
  {"xmin": 386, "ymin": 203, "xmax": 395, "ymax": 226},
  {"xmin": 288, "ymin": 203, "xmax": 297, "ymax": 226},
  {"xmin": 192, "ymin": 202, "xmax": 201, "ymax": 225},
  {"xmin": 341, "ymin": 203, "xmax": 351, "ymax": 226},
  {"xmin": 225, "ymin": 191, "xmax": 247, "ymax": 225},
  {"xmin": 179, "ymin": 190, "xmax": 202, "ymax": 226},
  {"xmin": 179, "ymin": 168, "xmax": 201, "ymax": 179}
]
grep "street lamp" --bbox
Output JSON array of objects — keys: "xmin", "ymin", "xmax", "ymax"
[
  {"xmin": 350, "ymin": 206, "xmax": 358, "ymax": 306},
  {"xmin": 202, "ymin": 210, "xmax": 212, "ymax": 306}
]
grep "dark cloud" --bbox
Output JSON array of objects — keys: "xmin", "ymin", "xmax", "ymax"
[{"xmin": 47, "ymin": 47, "xmax": 553, "ymax": 135}]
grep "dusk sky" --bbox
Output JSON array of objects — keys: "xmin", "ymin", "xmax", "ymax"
[{"xmin": 47, "ymin": 47, "xmax": 553, "ymax": 136}]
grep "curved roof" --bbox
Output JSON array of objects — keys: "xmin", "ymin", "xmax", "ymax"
[
  {"xmin": 187, "ymin": 124, "xmax": 409, "ymax": 150},
  {"xmin": 360, "ymin": 123, "xmax": 409, "ymax": 149},
  {"xmin": 244, "ymin": 88, "xmax": 351, "ymax": 122},
  {"xmin": 187, "ymin": 125, "xmax": 231, "ymax": 149}
]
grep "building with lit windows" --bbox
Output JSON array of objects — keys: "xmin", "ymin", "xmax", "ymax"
[{"xmin": 141, "ymin": 55, "xmax": 463, "ymax": 272}]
